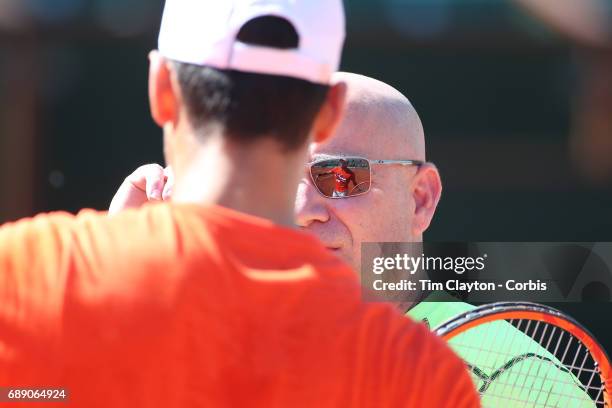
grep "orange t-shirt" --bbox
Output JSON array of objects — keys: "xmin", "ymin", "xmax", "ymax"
[
  {"xmin": 331, "ymin": 166, "xmax": 354, "ymax": 192},
  {"xmin": 0, "ymin": 204, "xmax": 479, "ymax": 408}
]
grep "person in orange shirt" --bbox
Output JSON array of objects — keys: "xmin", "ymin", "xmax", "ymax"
[
  {"xmin": 314, "ymin": 159, "xmax": 358, "ymax": 198},
  {"xmin": 0, "ymin": 1, "xmax": 479, "ymax": 407}
]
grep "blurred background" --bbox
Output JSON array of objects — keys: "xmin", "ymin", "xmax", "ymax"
[{"xmin": 0, "ymin": 0, "xmax": 611, "ymax": 345}]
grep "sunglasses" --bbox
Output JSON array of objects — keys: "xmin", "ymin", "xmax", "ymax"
[{"xmin": 308, "ymin": 156, "xmax": 424, "ymax": 199}]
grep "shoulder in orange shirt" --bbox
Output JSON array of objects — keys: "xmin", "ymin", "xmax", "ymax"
[{"xmin": 0, "ymin": 204, "xmax": 479, "ymax": 408}]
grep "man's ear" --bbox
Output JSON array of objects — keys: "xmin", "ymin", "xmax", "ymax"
[
  {"xmin": 148, "ymin": 50, "xmax": 180, "ymax": 127},
  {"xmin": 411, "ymin": 163, "xmax": 442, "ymax": 236},
  {"xmin": 311, "ymin": 80, "xmax": 347, "ymax": 144}
]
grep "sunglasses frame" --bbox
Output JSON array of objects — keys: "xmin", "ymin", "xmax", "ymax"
[{"xmin": 307, "ymin": 156, "xmax": 425, "ymax": 199}]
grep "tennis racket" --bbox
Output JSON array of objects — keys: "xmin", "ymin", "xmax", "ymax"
[{"xmin": 433, "ymin": 302, "xmax": 611, "ymax": 407}]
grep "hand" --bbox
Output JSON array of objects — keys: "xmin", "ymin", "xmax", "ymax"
[{"xmin": 108, "ymin": 164, "xmax": 174, "ymax": 215}]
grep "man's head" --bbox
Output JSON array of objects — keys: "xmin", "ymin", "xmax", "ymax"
[
  {"xmin": 296, "ymin": 72, "xmax": 442, "ymax": 271},
  {"xmin": 147, "ymin": 1, "xmax": 346, "ymax": 224},
  {"xmin": 339, "ymin": 159, "xmax": 348, "ymax": 169}
]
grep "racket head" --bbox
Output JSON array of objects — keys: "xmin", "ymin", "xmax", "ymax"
[{"xmin": 433, "ymin": 302, "xmax": 611, "ymax": 407}]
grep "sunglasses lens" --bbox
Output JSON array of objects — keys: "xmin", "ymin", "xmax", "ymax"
[{"xmin": 310, "ymin": 158, "xmax": 371, "ymax": 198}]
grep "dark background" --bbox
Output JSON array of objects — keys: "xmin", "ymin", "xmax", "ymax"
[{"xmin": 0, "ymin": 1, "xmax": 611, "ymax": 351}]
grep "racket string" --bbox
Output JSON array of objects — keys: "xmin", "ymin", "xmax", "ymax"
[
  {"xmin": 447, "ymin": 317, "xmax": 606, "ymax": 407},
  {"xmin": 453, "ymin": 341, "xmax": 601, "ymax": 375},
  {"xmin": 470, "ymin": 379, "xmax": 593, "ymax": 407}
]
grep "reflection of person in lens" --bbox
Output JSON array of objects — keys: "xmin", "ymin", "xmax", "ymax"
[{"xmin": 320, "ymin": 159, "xmax": 357, "ymax": 197}]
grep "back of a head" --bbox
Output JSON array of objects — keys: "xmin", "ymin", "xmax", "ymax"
[
  {"xmin": 158, "ymin": 0, "xmax": 346, "ymax": 151},
  {"xmin": 149, "ymin": 2, "xmax": 479, "ymax": 407}
]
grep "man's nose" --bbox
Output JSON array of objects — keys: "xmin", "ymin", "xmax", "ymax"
[{"xmin": 295, "ymin": 178, "xmax": 331, "ymax": 227}]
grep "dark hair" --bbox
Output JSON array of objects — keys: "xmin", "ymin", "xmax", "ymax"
[{"xmin": 172, "ymin": 16, "xmax": 330, "ymax": 151}]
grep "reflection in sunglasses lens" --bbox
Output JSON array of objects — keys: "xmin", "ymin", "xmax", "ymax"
[{"xmin": 310, "ymin": 158, "xmax": 371, "ymax": 198}]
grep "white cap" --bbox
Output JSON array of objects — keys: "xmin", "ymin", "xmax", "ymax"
[{"xmin": 158, "ymin": 0, "xmax": 345, "ymax": 85}]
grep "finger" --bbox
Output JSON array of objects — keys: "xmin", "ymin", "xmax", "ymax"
[
  {"xmin": 110, "ymin": 164, "xmax": 165, "ymax": 215},
  {"xmin": 126, "ymin": 164, "xmax": 163, "ymax": 191},
  {"xmin": 126, "ymin": 164, "xmax": 165, "ymax": 201},
  {"xmin": 162, "ymin": 166, "xmax": 174, "ymax": 201},
  {"xmin": 147, "ymin": 171, "xmax": 166, "ymax": 201}
]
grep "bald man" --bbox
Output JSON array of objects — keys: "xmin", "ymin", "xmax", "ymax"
[
  {"xmin": 293, "ymin": 73, "xmax": 593, "ymax": 407},
  {"xmin": 296, "ymin": 72, "xmax": 439, "ymax": 274}
]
